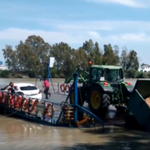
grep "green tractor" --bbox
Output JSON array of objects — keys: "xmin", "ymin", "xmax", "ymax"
[{"xmin": 64, "ymin": 64, "xmax": 134, "ymax": 116}]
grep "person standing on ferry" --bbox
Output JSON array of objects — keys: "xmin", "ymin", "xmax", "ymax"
[{"xmin": 43, "ymin": 78, "xmax": 51, "ymax": 99}]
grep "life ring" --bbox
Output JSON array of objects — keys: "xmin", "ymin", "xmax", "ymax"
[
  {"xmin": 22, "ymin": 98, "xmax": 28, "ymax": 110},
  {"xmin": 3, "ymin": 93, "xmax": 9, "ymax": 104},
  {"xmin": 65, "ymin": 85, "xmax": 70, "ymax": 93},
  {"xmin": 29, "ymin": 99, "xmax": 40, "ymax": 112},
  {"xmin": 45, "ymin": 103, "xmax": 55, "ymax": 117},
  {"xmin": 22, "ymin": 98, "xmax": 27, "ymax": 110},
  {"xmin": 1, "ymin": 92, "xmax": 6, "ymax": 103},
  {"xmin": 10, "ymin": 94, "xmax": 15, "ymax": 108},
  {"xmin": 15, "ymin": 95, "xmax": 22, "ymax": 108},
  {"xmin": 60, "ymin": 84, "xmax": 65, "ymax": 92},
  {"xmin": 7, "ymin": 94, "xmax": 12, "ymax": 107},
  {"xmin": 11, "ymin": 98, "xmax": 15, "ymax": 107}
]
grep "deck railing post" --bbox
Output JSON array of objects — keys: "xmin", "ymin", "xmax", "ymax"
[
  {"xmin": 51, "ymin": 103, "xmax": 53, "ymax": 123},
  {"xmin": 74, "ymin": 73, "xmax": 78, "ymax": 126},
  {"xmin": 58, "ymin": 82, "xmax": 59, "ymax": 94},
  {"xmin": 43, "ymin": 101, "xmax": 45, "ymax": 121},
  {"xmin": 28, "ymin": 98, "xmax": 30, "ymax": 115}
]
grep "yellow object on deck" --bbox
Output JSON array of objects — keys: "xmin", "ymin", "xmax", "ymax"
[{"xmin": 77, "ymin": 118, "xmax": 89, "ymax": 126}]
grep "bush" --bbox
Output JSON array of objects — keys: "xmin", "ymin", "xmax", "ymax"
[
  {"xmin": 124, "ymin": 69, "xmax": 137, "ymax": 78},
  {"xmin": 28, "ymin": 71, "xmax": 36, "ymax": 78},
  {"xmin": 50, "ymin": 67, "xmax": 58, "ymax": 78},
  {"xmin": 0, "ymin": 70, "xmax": 12, "ymax": 78},
  {"xmin": 14, "ymin": 74, "xmax": 23, "ymax": 78},
  {"xmin": 146, "ymin": 72, "xmax": 150, "ymax": 78},
  {"xmin": 136, "ymin": 72, "xmax": 147, "ymax": 78}
]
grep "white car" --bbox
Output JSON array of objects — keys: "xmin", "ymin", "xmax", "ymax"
[{"xmin": 14, "ymin": 83, "xmax": 42, "ymax": 101}]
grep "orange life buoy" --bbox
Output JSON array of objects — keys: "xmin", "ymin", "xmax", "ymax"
[
  {"xmin": 65, "ymin": 85, "xmax": 70, "ymax": 93},
  {"xmin": 4, "ymin": 93, "xmax": 9, "ymax": 104},
  {"xmin": 10, "ymin": 95, "xmax": 15, "ymax": 107},
  {"xmin": 21, "ymin": 98, "xmax": 27, "ymax": 110},
  {"xmin": 22, "ymin": 98, "xmax": 29, "ymax": 111},
  {"xmin": 45, "ymin": 103, "xmax": 55, "ymax": 117},
  {"xmin": 22, "ymin": 98, "xmax": 35, "ymax": 112},
  {"xmin": 15, "ymin": 95, "xmax": 22, "ymax": 108},
  {"xmin": 29, "ymin": 99, "xmax": 40, "ymax": 112},
  {"xmin": 1, "ymin": 92, "xmax": 6, "ymax": 103},
  {"xmin": 11, "ymin": 98, "xmax": 15, "ymax": 106},
  {"xmin": 60, "ymin": 84, "xmax": 65, "ymax": 92},
  {"xmin": 7, "ymin": 94, "xmax": 12, "ymax": 107}
]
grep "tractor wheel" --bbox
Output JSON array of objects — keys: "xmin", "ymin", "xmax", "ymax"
[
  {"xmin": 69, "ymin": 88, "xmax": 84, "ymax": 106},
  {"xmin": 88, "ymin": 85, "xmax": 110, "ymax": 117}
]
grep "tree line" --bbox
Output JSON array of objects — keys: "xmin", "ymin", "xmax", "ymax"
[{"xmin": 1, "ymin": 35, "xmax": 147, "ymax": 78}]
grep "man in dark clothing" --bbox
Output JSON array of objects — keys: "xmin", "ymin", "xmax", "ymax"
[{"xmin": 4, "ymin": 82, "xmax": 16, "ymax": 94}]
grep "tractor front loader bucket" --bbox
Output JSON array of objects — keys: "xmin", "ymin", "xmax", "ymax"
[{"xmin": 127, "ymin": 79, "xmax": 150, "ymax": 130}]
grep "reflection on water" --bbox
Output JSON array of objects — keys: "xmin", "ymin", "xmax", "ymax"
[
  {"xmin": 0, "ymin": 115, "xmax": 106, "ymax": 149},
  {"xmin": 0, "ymin": 115, "xmax": 150, "ymax": 150}
]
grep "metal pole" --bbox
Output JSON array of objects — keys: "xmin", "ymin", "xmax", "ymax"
[
  {"xmin": 58, "ymin": 82, "xmax": 59, "ymax": 94},
  {"xmin": 74, "ymin": 73, "xmax": 78, "ymax": 126},
  {"xmin": 35, "ymin": 77, "xmax": 37, "ymax": 86},
  {"xmin": 47, "ymin": 63, "xmax": 50, "ymax": 81},
  {"xmin": 47, "ymin": 62, "xmax": 55, "ymax": 93}
]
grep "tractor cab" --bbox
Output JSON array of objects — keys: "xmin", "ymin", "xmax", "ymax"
[{"xmin": 89, "ymin": 65, "xmax": 124, "ymax": 84}]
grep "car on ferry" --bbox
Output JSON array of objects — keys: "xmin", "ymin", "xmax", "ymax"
[{"xmin": 14, "ymin": 83, "xmax": 42, "ymax": 101}]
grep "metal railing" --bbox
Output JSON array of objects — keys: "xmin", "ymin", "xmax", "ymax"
[
  {"xmin": 47, "ymin": 82, "xmax": 82, "ymax": 95},
  {"xmin": 0, "ymin": 91, "xmax": 60, "ymax": 125}
]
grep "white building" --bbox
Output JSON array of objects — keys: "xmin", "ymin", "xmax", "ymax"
[
  {"xmin": 0, "ymin": 65, "xmax": 8, "ymax": 70},
  {"xmin": 139, "ymin": 64, "xmax": 150, "ymax": 72}
]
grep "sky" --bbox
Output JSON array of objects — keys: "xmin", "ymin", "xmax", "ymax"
[{"xmin": 0, "ymin": 0, "xmax": 150, "ymax": 65}]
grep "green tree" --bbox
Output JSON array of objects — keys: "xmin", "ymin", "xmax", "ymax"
[
  {"xmin": 2, "ymin": 34, "xmax": 141, "ymax": 79},
  {"xmin": 120, "ymin": 48, "xmax": 128, "ymax": 70},
  {"xmin": 121, "ymin": 49, "xmax": 139, "ymax": 78},
  {"xmin": 80, "ymin": 40, "xmax": 103, "ymax": 67},
  {"xmin": 102, "ymin": 44, "xmax": 120, "ymax": 65},
  {"xmin": 82, "ymin": 39, "xmax": 94, "ymax": 55},
  {"xmin": 113, "ymin": 45, "xmax": 120, "ymax": 65},
  {"xmin": 81, "ymin": 39, "xmax": 94, "ymax": 66},
  {"xmin": 51, "ymin": 42, "xmax": 75, "ymax": 77},
  {"xmin": 2, "ymin": 45, "xmax": 19, "ymax": 70},
  {"xmin": 17, "ymin": 35, "xmax": 51, "ymax": 76},
  {"xmin": 126, "ymin": 50, "xmax": 139, "ymax": 70},
  {"xmin": 92, "ymin": 42, "xmax": 103, "ymax": 65}
]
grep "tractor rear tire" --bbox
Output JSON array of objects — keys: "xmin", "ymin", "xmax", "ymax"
[
  {"xmin": 69, "ymin": 87, "xmax": 84, "ymax": 106},
  {"xmin": 88, "ymin": 85, "xmax": 110, "ymax": 119}
]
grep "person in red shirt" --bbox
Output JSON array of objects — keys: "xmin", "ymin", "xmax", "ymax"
[{"xmin": 43, "ymin": 78, "xmax": 51, "ymax": 99}]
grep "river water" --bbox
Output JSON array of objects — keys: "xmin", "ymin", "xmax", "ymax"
[{"xmin": 0, "ymin": 78, "xmax": 150, "ymax": 150}]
